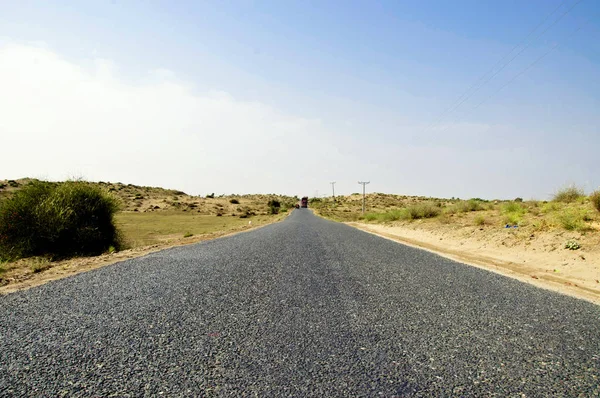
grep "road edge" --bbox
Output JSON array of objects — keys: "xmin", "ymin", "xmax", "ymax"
[
  {"xmin": 345, "ymin": 222, "xmax": 600, "ymax": 306},
  {"xmin": 0, "ymin": 210, "xmax": 293, "ymax": 296}
]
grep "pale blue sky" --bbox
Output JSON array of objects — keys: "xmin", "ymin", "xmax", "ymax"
[{"xmin": 1, "ymin": 1, "xmax": 599, "ymax": 199}]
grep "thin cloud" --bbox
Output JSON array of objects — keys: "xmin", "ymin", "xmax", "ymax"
[{"xmin": 0, "ymin": 43, "xmax": 343, "ymax": 195}]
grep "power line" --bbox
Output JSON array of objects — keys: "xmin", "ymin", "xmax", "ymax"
[
  {"xmin": 472, "ymin": 20, "xmax": 589, "ymax": 112},
  {"xmin": 435, "ymin": 19, "xmax": 589, "ymax": 134},
  {"xmin": 425, "ymin": 0, "xmax": 581, "ymax": 133}
]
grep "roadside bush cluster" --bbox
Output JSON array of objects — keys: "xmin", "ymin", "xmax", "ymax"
[
  {"xmin": 364, "ymin": 202, "xmax": 440, "ymax": 223},
  {"xmin": 238, "ymin": 207, "xmax": 256, "ymax": 218},
  {"xmin": 0, "ymin": 181, "xmax": 122, "ymax": 261},
  {"xmin": 267, "ymin": 199, "xmax": 281, "ymax": 215},
  {"xmin": 447, "ymin": 199, "xmax": 484, "ymax": 214},
  {"xmin": 556, "ymin": 208, "xmax": 590, "ymax": 231},
  {"xmin": 553, "ymin": 185, "xmax": 584, "ymax": 203},
  {"xmin": 501, "ymin": 202, "xmax": 526, "ymax": 225},
  {"xmin": 406, "ymin": 202, "xmax": 441, "ymax": 219}
]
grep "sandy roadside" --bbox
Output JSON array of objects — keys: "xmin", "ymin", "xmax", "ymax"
[
  {"xmin": 0, "ymin": 214, "xmax": 289, "ymax": 295},
  {"xmin": 348, "ymin": 222, "xmax": 600, "ymax": 305}
]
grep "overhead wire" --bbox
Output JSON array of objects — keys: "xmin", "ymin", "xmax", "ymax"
[
  {"xmin": 424, "ymin": 0, "xmax": 582, "ymax": 133},
  {"xmin": 434, "ymin": 18, "xmax": 590, "ymax": 134}
]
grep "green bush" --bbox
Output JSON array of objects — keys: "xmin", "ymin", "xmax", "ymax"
[
  {"xmin": 503, "ymin": 213, "xmax": 522, "ymax": 225},
  {"xmin": 501, "ymin": 202, "xmax": 526, "ymax": 225},
  {"xmin": 239, "ymin": 207, "xmax": 256, "ymax": 218},
  {"xmin": 364, "ymin": 213, "xmax": 379, "ymax": 221},
  {"xmin": 474, "ymin": 215, "xmax": 486, "ymax": 226},
  {"xmin": 590, "ymin": 190, "xmax": 600, "ymax": 213},
  {"xmin": 406, "ymin": 202, "xmax": 440, "ymax": 219},
  {"xmin": 267, "ymin": 199, "xmax": 281, "ymax": 208},
  {"xmin": 449, "ymin": 199, "xmax": 483, "ymax": 213},
  {"xmin": 269, "ymin": 205, "xmax": 279, "ymax": 215},
  {"xmin": 502, "ymin": 202, "xmax": 525, "ymax": 214},
  {"xmin": 553, "ymin": 185, "xmax": 584, "ymax": 203},
  {"xmin": 0, "ymin": 181, "xmax": 122, "ymax": 261},
  {"xmin": 565, "ymin": 239, "xmax": 581, "ymax": 250},
  {"xmin": 556, "ymin": 208, "xmax": 589, "ymax": 231}
]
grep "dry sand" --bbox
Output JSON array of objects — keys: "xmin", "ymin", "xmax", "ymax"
[{"xmin": 349, "ymin": 222, "xmax": 600, "ymax": 305}]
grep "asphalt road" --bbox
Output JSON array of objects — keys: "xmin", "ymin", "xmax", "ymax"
[{"xmin": 1, "ymin": 209, "xmax": 599, "ymax": 397}]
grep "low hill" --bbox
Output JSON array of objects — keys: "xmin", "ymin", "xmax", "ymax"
[{"xmin": 0, "ymin": 178, "xmax": 298, "ymax": 216}]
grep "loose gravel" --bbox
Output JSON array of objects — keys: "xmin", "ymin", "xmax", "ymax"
[{"xmin": 1, "ymin": 210, "xmax": 599, "ymax": 396}]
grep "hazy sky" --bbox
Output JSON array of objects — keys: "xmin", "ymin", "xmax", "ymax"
[{"xmin": 1, "ymin": 1, "xmax": 599, "ymax": 199}]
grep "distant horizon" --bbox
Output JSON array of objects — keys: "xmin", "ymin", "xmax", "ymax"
[
  {"xmin": 2, "ymin": 1, "xmax": 599, "ymax": 200},
  {"xmin": 2, "ymin": 175, "xmax": 590, "ymax": 202}
]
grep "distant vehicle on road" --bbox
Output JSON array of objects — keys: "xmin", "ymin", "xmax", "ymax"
[{"xmin": 301, "ymin": 197, "xmax": 308, "ymax": 208}]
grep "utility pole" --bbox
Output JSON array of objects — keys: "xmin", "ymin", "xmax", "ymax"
[
  {"xmin": 330, "ymin": 182, "xmax": 336, "ymax": 201},
  {"xmin": 358, "ymin": 181, "xmax": 370, "ymax": 214}
]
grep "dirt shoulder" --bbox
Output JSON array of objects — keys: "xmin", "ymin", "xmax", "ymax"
[
  {"xmin": 348, "ymin": 222, "xmax": 600, "ymax": 305},
  {"xmin": 0, "ymin": 214, "xmax": 287, "ymax": 295}
]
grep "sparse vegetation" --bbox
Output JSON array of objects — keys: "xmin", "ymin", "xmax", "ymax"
[
  {"xmin": 565, "ymin": 239, "xmax": 581, "ymax": 250},
  {"xmin": 590, "ymin": 190, "xmax": 600, "ymax": 213},
  {"xmin": 406, "ymin": 202, "xmax": 441, "ymax": 219},
  {"xmin": 500, "ymin": 202, "xmax": 526, "ymax": 225},
  {"xmin": 553, "ymin": 185, "xmax": 585, "ymax": 203},
  {"xmin": 556, "ymin": 208, "xmax": 589, "ymax": 231},
  {"xmin": 30, "ymin": 257, "xmax": 52, "ymax": 273},
  {"xmin": 448, "ymin": 199, "xmax": 483, "ymax": 213},
  {"xmin": 230, "ymin": 198, "xmax": 240, "ymax": 204},
  {"xmin": 183, "ymin": 232, "xmax": 194, "ymax": 238},
  {"xmin": 364, "ymin": 202, "xmax": 440, "ymax": 223}
]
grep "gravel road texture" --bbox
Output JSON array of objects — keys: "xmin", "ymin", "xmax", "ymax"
[{"xmin": 1, "ymin": 209, "xmax": 599, "ymax": 396}]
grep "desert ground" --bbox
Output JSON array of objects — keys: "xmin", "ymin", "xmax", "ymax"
[{"xmin": 311, "ymin": 192, "xmax": 600, "ymax": 304}]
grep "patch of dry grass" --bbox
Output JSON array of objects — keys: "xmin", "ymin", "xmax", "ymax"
[{"xmin": 115, "ymin": 211, "xmax": 281, "ymax": 248}]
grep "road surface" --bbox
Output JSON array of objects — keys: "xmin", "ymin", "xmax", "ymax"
[{"xmin": 1, "ymin": 210, "xmax": 599, "ymax": 396}]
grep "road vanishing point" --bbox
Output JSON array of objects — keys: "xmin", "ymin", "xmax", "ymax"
[{"xmin": 1, "ymin": 210, "xmax": 599, "ymax": 396}]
